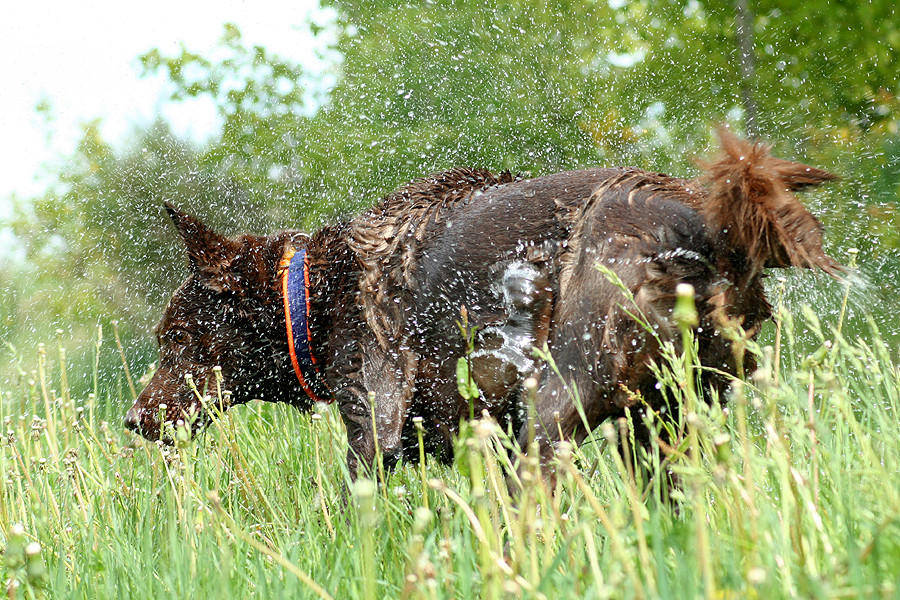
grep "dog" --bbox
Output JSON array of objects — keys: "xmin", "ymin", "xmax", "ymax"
[{"xmin": 125, "ymin": 130, "xmax": 839, "ymax": 485}]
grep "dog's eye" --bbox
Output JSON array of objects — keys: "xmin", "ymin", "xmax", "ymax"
[{"xmin": 171, "ymin": 330, "xmax": 191, "ymax": 345}]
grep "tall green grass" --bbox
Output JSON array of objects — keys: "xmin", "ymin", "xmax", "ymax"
[{"xmin": 2, "ymin": 295, "xmax": 900, "ymax": 599}]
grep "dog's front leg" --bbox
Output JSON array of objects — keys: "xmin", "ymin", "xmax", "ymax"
[{"xmin": 338, "ymin": 340, "xmax": 418, "ymax": 484}]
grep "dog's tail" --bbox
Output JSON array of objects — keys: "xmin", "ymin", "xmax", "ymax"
[{"xmin": 701, "ymin": 128, "xmax": 841, "ymax": 276}]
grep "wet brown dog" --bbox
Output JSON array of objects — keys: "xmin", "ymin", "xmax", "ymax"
[{"xmin": 125, "ymin": 131, "xmax": 839, "ymax": 484}]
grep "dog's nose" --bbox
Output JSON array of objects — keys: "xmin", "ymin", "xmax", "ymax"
[{"xmin": 124, "ymin": 407, "xmax": 141, "ymax": 433}]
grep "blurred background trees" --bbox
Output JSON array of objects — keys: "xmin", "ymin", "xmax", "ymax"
[{"xmin": 3, "ymin": 0, "xmax": 899, "ymax": 398}]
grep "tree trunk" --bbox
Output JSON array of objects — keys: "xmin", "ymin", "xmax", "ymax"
[{"xmin": 733, "ymin": 0, "xmax": 759, "ymax": 137}]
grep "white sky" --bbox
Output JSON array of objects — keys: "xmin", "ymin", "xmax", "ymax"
[{"xmin": 0, "ymin": 0, "xmax": 333, "ymax": 216}]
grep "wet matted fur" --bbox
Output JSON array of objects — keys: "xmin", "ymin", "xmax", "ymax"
[{"xmin": 125, "ymin": 130, "xmax": 839, "ymax": 486}]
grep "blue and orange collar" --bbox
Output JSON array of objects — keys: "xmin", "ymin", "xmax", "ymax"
[{"xmin": 279, "ymin": 247, "xmax": 334, "ymax": 403}]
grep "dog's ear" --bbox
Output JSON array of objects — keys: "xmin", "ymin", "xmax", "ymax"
[{"xmin": 165, "ymin": 202, "xmax": 243, "ymax": 292}]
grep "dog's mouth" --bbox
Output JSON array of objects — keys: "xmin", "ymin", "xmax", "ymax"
[
  {"xmin": 126, "ymin": 366, "xmax": 230, "ymax": 444},
  {"xmin": 124, "ymin": 401, "xmax": 212, "ymax": 444}
]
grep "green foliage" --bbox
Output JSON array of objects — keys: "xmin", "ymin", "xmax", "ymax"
[
  {"xmin": 138, "ymin": 25, "xmax": 320, "ymax": 223},
  {"xmin": 750, "ymin": 0, "xmax": 900, "ymax": 130}
]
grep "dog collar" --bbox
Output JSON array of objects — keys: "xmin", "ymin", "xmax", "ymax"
[{"xmin": 279, "ymin": 247, "xmax": 334, "ymax": 403}]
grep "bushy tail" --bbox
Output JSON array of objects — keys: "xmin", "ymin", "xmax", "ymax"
[{"xmin": 701, "ymin": 128, "xmax": 841, "ymax": 276}]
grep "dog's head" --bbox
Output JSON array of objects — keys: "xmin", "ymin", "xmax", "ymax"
[{"xmin": 125, "ymin": 204, "xmax": 305, "ymax": 442}]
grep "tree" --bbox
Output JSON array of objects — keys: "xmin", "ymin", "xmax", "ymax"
[{"xmin": 6, "ymin": 0, "xmax": 900, "ymax": 391}]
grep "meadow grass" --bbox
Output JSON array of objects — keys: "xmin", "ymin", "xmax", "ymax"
[{"xmin": 2, "ymin": 297, "xmax": 900, "ymax": 599}]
